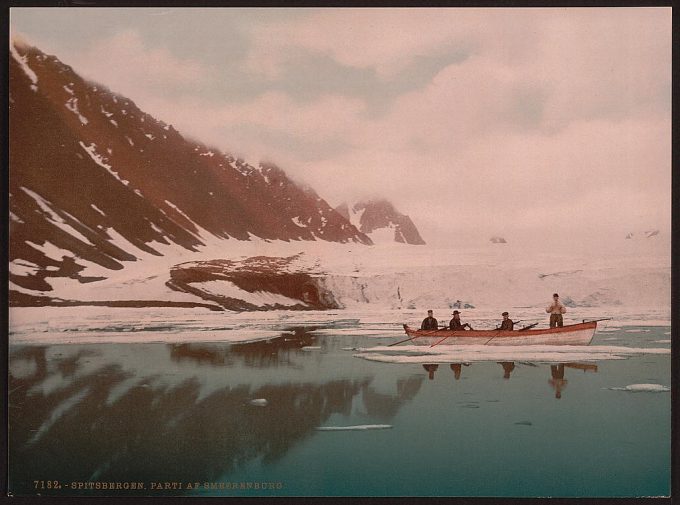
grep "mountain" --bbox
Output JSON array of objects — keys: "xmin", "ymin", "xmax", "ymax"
[
  {"xmin": 335, "ymin": 200, "xmax": 425, "ymax": 245},
  {"xmin": 490, "ymin": 236, "xmax": 507, "ymax": 244},
  {"xmin": 9, "ymin": 40, "xmax": 371, "ymax": 295}
]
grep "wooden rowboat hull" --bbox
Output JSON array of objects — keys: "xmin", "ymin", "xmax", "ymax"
[{"xmin": 403, "ymin": 321, "xmax": 597, "ymax": 346}]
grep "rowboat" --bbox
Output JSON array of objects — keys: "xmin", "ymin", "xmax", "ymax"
[{"xmin": 401, "ymin": 321, "xmax": 598, "ymax": 346}]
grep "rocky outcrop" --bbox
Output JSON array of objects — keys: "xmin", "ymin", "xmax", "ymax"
[{"xmin": 166, "ymin": 255, "xmax": 340, "ymax": 311}]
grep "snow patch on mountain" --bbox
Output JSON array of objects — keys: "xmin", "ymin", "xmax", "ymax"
[
  {"xmin": 79, "ymin": 141, "xmax": 130, "ymax": 186},
  {"xmin": 65, "ymin": 97, "xmax": 88, "ymax": 124},
  {"xmin": 195, "ymin": 280, "xmax": 307, "ymax": 308},
  {"xmin": 21, "ymin": 187, "xmax": 94, "ymax": 246}
]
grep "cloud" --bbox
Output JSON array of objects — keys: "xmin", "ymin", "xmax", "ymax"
[
  {"xmin": 11, "ymin": 8, "xmax": 670, "ymax": 248},
  {"xmin": 60, "ymin": 29, "xmax": 213, "ymax": 99}
]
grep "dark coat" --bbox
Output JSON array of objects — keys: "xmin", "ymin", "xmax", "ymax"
[
  {"xmin": 449, "ymin": 318, "xmax": 466, "ymax": 330},
  {"xmin": 421, "ymin": 316, "xmax": 438, "ymax": 330},
  {"xmin": 500, "ymin": 319, "xmax": 514, "ymax": 331}
]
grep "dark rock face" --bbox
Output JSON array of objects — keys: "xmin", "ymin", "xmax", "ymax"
[
  {"xmin": 9, "ymin": 41, "xmax": 371, "ymax": 299},
  {"xmin": 166, "ymin": 255, "xmax": 340, "ymax": 311},
  {"xmin": 335, "ymin": 199, "xmax": 426, "ymax": 245},
  {"xmin": 490, "ymin": 236, "xmax": 507, "ymax": 244}
]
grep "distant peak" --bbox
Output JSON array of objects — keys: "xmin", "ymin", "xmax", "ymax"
[{"xmin": 335, "ymin": 198, "xmax": 425, "ymax": 245}]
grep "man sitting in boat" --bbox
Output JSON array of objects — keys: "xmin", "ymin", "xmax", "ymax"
[
  {"xmin": 499, "ymin": 312, "xmax": 514, "ymax": 330},
  {"xmin": 449, "ymin": 310, "xmax": 473, "ymax": 330},
  {"xmin": 546, "ymin": 293, "xmax": 567, "ymax": 328},
  {"xmin": 421, "ymin": 310, "xmax": 439, "ymax": 330}
]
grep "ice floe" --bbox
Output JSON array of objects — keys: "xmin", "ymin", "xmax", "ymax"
[
  {"xmin": 605, "ymin": 384, "xmax": 670, "ymax": 393},
  {"xmin": 352, "ymin": 344, "xmax": 670, "ymax": 364},
  {"xmin": 316, "ymin": 424, "xmax": 392, "ymax": 431}
]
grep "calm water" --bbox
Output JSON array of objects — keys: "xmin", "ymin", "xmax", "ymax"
[{"xmin": 8, "ymin": 324, "xmax": 671, "ymax": 497}]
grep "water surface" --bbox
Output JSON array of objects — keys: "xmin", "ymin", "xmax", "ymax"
[{"xmin": 8, "ymin": 322, "xmax": 670, "ymax": 497}]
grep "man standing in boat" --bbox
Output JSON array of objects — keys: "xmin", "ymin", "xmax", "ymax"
[
  {"xmin": 421, "ymin": 309, "xmax": 439, "ymax": 330},
  {"xmin": 546, "ymin": 293, "xmax": 567, "ymax": 328},
  {"xmin": 449, "ymin": 310, "xmax": 473, "ymax": 330},
  {"xmin": 499, "ymin": 312, "xmax": 514, "ymax": 330}
]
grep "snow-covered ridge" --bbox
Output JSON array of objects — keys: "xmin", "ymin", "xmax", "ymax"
[{"xmin": 10, "ymin": 40, "xmax": 38, "ymax": 91}]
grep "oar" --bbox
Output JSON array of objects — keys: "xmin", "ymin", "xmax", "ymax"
[
  {"xmin": 389, "ymin": 335, "xmax": 421, "ymax": 347},
  {"xmin": 430, "ymin": 321, "xmax": 482, "ymax": 347},
  {"xmin": 389, "ymin": 325, "xmax": 439, "ymax": 347},
  {"xmin": 484, "ymin": 320, "xmax": 523, "ymax": 345},
  {"xmin": 518, "ymin": 322, "xmax": 539, "ymax": 332},
  {"xmin": 429, "ymin": 333, "xmax": 453, "ymax": 347},
  {"xmin": 582, "ymin": 318, "xmax": 612, "ymax": 323}
]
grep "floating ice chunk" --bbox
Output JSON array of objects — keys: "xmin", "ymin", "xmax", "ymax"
[
  {"xmin": 249, "ymin": 398, "xmax": 268, "ymax": 407},
  {"xmin": 606, "ymin": 384, "xmax": 670, "ymax": 393},
  {"xmin": 653, "ymin": 340, "xmax": 671, "ymax": 344},
  {"xmin": 316, "ymin": 424, "xmax": 392, "ymax": 431},
  {"xmin": 301, "ymin": 346, "xmax": 321, "ymax": 351}
]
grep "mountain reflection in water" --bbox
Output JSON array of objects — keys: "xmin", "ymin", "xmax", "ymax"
[{"xmin": 8, "ymin": 331, "xmax": 424, "ymax": 493}]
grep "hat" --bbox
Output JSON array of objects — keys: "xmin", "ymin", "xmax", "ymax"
[
  {"xmin": 427, "ymin": 309, "xmax": 433, "ymax": 313},
  {"xmin": 452, "ymin": 310, "xmax": 460, "ymax": 315},
  {"xmin": 502, "ymin": 312, "xmax": 509, "ymax": 316}
]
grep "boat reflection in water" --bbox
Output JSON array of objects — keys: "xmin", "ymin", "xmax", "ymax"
[
  {"xmin": 499, "ymin": 362, "xmax": 515, "ymax": 379},
  {"xmin": 449, "ymin": 363, "xmax": 471, "ymax": 380},
  {"xmin": 421, "ymin": 361, "xmax": 598, "ymax": 399},
  {"xmin": 422, "ymin": 364, "xmax": 439, "ymax": 380},
  {"xmin": 549, "ymin": 362, "xmax": 598, "ymax": 399}
]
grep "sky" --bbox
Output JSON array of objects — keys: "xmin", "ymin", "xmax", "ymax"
[{"xmin": 10, "ymin": 7, "xmax": 672, "ymax": 249}]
